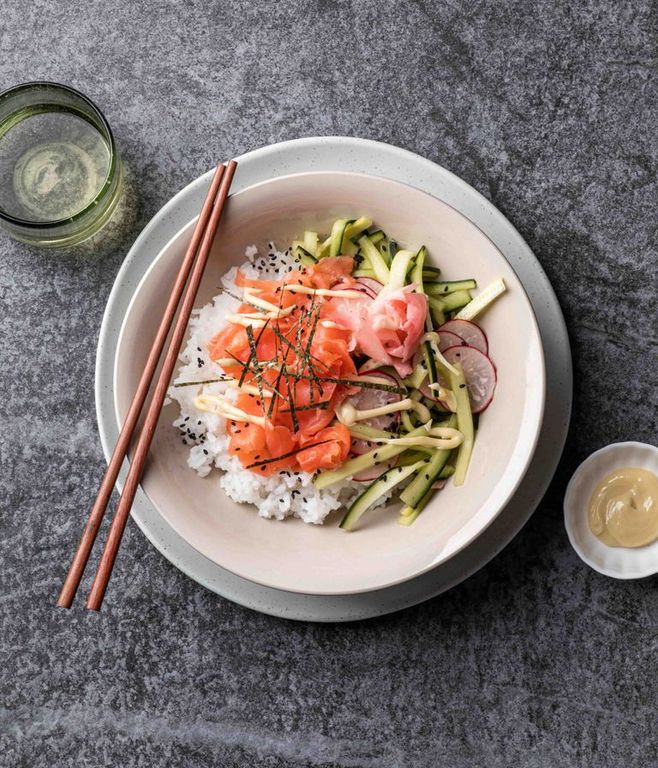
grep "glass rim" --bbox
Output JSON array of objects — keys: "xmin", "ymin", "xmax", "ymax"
[{"xmin": 0, "ymin": 81, "xmax": 118, "ymax": 229}]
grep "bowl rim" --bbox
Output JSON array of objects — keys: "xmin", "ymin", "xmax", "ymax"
[
  {"xmin": 114, "ymin": 169, "xmax": 547, "ymax": 594},
  {"xmin": 563, "ymin": 441, "xmax": 658, "ymax": 579}
]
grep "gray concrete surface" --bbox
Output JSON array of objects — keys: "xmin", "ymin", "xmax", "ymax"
[{"xmin": 1, "ymin": 1, "xmax": 657, "ymax": 766}]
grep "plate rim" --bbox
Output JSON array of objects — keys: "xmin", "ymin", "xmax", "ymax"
[{"xmin": 95, "ymin": 136, "xmax": 572, "ymax": 620}]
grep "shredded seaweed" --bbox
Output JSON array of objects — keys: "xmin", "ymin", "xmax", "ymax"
[
  {"xmin": 173, "ymin": 377, "xmax": 230, "ymax": 388},
  {"xmin": 279, "ymin": 400, "xmax": 331, "ymax": 412}
]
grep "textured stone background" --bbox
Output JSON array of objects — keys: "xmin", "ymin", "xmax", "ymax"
[{"xmin": 1, "ymin": 1, "xmax": 657, "ymax": 766}]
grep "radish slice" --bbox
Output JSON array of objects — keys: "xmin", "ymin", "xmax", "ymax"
[
  {"xmin": 439, "ymin": 319, "xmax": 488, "ymax": 355},
  {"xmin": 355, "ymin": 277, "xmax": 383, "ymax": 297},
  {"xmin": 348, "ymin": 369, "xmax": 401, "ymax": 454},
  {"xmin": 442, "ymin": 345, "xmax": 496, "ymax": 413},
  {"xmin": 437, "ymin": 330, "xmax": 465, "ymax": 352}
]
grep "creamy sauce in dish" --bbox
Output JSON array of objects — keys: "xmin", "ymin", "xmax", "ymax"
[{"xmin": 588, "ymin": 467, "xmax": 658, "ymax": 548}]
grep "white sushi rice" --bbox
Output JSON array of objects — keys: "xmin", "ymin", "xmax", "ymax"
[{"xmin": 168, "ymin": 243, "xmax": 390, "ymax": 524}]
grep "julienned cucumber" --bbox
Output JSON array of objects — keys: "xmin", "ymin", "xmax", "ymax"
[
  {"xmin": 358, "ymin": 234, "xmax": 390, "ymax": 283},
  {"xmin": 422, "ymin": 341, "xmax": 438, "ymax": 385},
  {"xmin": 293, "ymin": 244, "xmax": 318, "ymax": 266},
  {"xmin": 450, "ymin": 362, "xmax": 474, "ymax": 486},
  {"xmin": 330, "ymin": 218, "xmax": 350, "ymax": 258},
  {"xmin": 314, "ymin": 425, "xmax": 430, "ymax": 490},
  {"xmin": 398, "ymin": 463, "xmax": 455, "ymax": 526},
  {"xmin": 425, "ymin": 279, "xmax": 476, "ymax": 295},
  {"xmin": 344, "ymin": 217, "xmax": 372, "ymax": 242},
  {"xmin": 399, "ymin": 415, "xmax": 457, "ymax": 507},
  {"xmin": 411, "ymin": 246, "xmax": 426, "ymax": 290},
  {"xmin": 340, "ymin": 460, "xmax": 425, "ymax": 531},
  {"xmin": 303, "ymin": 231, "xmax": 319, "ymax": 256}
]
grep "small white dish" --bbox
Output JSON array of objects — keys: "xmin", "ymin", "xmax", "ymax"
[{"xmin": 564, "ymin": 442, "xmax": 658, "ymax": 579}]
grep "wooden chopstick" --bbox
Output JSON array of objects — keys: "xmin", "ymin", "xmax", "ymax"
[
  {"xmin": 57, "ymin": 161, "xmax": 235, "ymax": 610},
  {"xmin": 84, "ymin": 159, "xmax": 237, "ymax": 610}
]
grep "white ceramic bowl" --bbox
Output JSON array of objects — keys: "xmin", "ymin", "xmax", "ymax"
[
  {"xmin": 114, "ymin": 171, "xmax": 545, "ymax": 595},
  {"xmin": 564, "ymin": 441, "xmax": 658, "ymax": 579}
]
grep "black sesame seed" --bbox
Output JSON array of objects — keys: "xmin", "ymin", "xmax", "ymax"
[
  {"xmin": 235, "ymin": 447, "xmax": 241, "ymax": 451},
  {"xmin": 302, "ymin": 497, "xmax": 308, "ymax": 503},
  {"xmin": 203, "ymin": 449, "xmax": 208, "ymax": 455},
  {"xmin": 425, "ymin": 474, "xmax": 430, "ymax": 480},
  {"xmin": 459, "ymin": 383, "xmax": 466, "ymax": 389}
]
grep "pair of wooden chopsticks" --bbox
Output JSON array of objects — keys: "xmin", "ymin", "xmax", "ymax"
[{"xmin": 58, "ymin": 160, "xmax": 237, "ymax": 611}]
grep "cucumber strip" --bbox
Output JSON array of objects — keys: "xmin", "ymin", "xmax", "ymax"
[
  {"xmin": 293, "ymin": 244, "xmax": 318, "ymax": 266},
  {"xmin": 411, "ymin": 246, "xmax": 426, "ymax": 289},
  {"xmin": 428, "ymin": 295, "xmax": 446, "ymax": 312},
  {"xmin": 400, "ymin": 410, "xmax": 416, "ymax": 432},
  {"xmin": 303, "ymin": 231, "xmax": 319, "ymax": 256},
  {"xmin": 352, "ymin": 268, "xmax": 377, "ymax": 279},
  {"xmin": 399, "ymin": 466, "xmax": 454, "ymax": 525},
  {"xmin": 377, "ymin": 238, "xmax": 391, "ymax": 265},
  {"xmin": 368, "ymin": 229, "xmax": 385, "ymax": 244},
  {"xmin": 316, "ymin": 235, "xmax": 332, "ymax": 259},
  {"xmin": 440, "ymin": 289, "xmax": 472, "ymax": 312},
  {"xmin": 342, "ymin": 239, "xmax": 359, "ymax": 257},
  {"xmin": 387, "ymin": 249, "xmax": 415, "ymax": 291},
  {"xmin": 422, "ymin": 266, "xmax": 441, "ymax": 279},
  {"xmin": 403, "ymin": 362, "xmax": 427, "ymax": 390},
  {"xmin": 398, "ymin": 489, "xmax": 433, "ymax": 526},
  {"xmin": 422, "ymin": 341, "xmax": 438, "ymax": 385},
  {"xmin": 358, "ymin": 235, "xmax": 390, "ymax": 283},
  {"xmin": 398, "ymin": 448, "xmax": 435, "ymax": 465},
  {"xmin": 428, "ymin": 298, "xmax": 446, "ymax": 327},
  {"xmin": 450, "ymin": 362, "xmax": 474, "ymax": 486},
  {"xmin": 348, "ymin": 423, "xmax": 395, "ymax": 440},
  {"xmin": 314, "ymin": 425, "xmax": 430, "ymax": 489},
  {"xmin": 399, "ymin": 415, "xmax": 457, "ymax": 507},
  {"xmin": 340, "ymin": 460, "xmax": 426, "ymax": 531},
  {"xmin": 330, "ymin": 218, "xmax": 349, "ymax": 257},
  {"xmin": 455, "ymin": 277, "xmax": 506, "ymax": 320},
  {"xmin": 425, "ymin": 279, "xmax": 477, "ymax": 295},
  {"xmin": 387, "ymin": 239, "xmax": 398, "ymax": 260},
  {"xmin": 344, "ymin": 217, "xmax": 372, "ymax": 241}
]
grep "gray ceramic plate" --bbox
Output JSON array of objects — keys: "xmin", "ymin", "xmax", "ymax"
[{"xmin": 96, "ymin": 137, "xmax": 572, "ymax": 621}]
